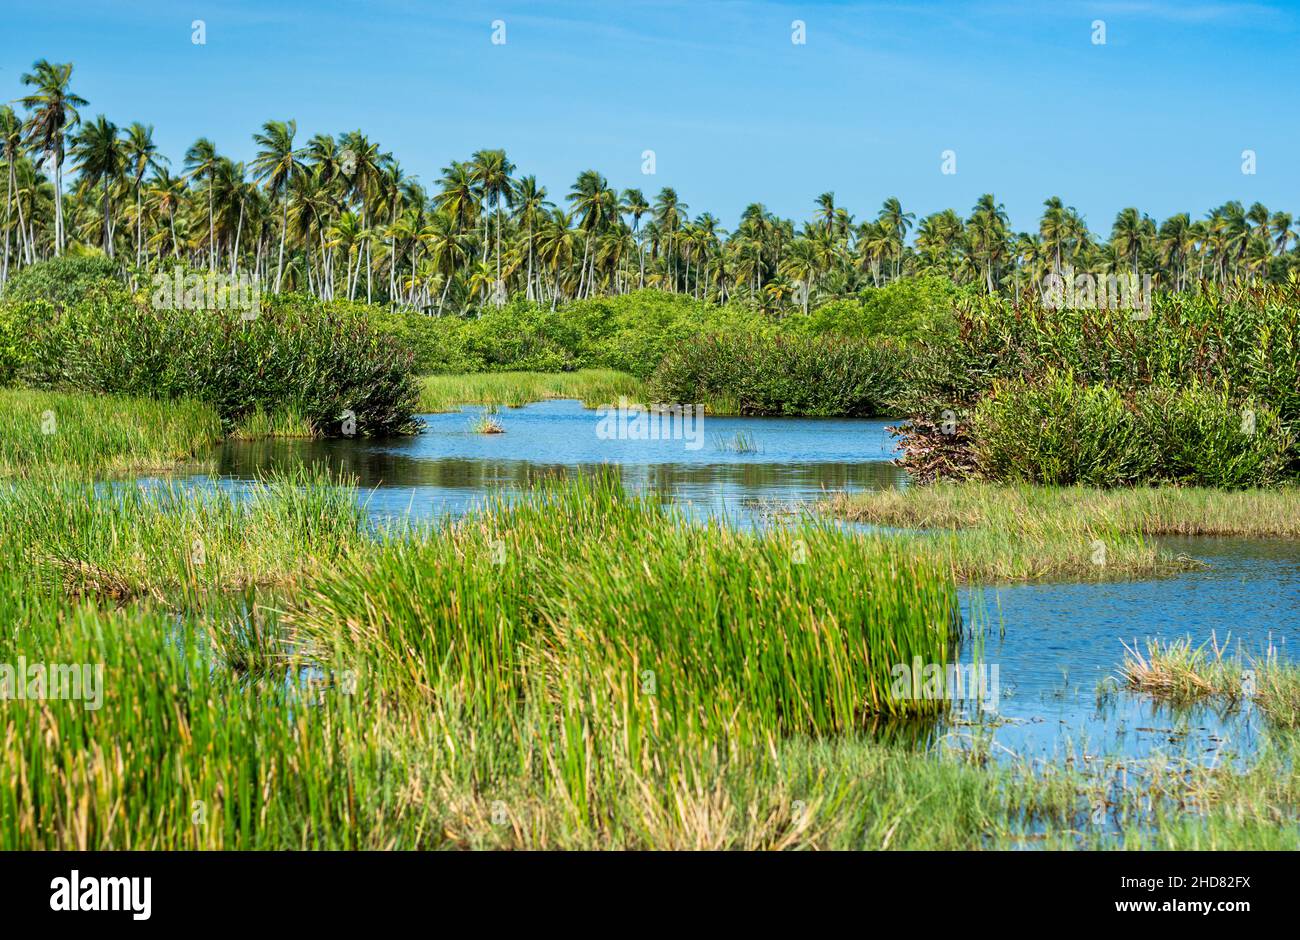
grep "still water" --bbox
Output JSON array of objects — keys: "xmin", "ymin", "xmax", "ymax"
[{"xmin": 205, "ymin": 399, "xmax": 1300, "ymax": 765}]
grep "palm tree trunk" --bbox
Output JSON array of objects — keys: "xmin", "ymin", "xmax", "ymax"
[
  {"xmin": 102, "ymin": 179, "xmax": 113, "ymax": 258},
  {"xmin": 53, "ymin": 155, "xmax": 64, "ymax": 256},
  {"xmin": 208, "ymin": 181, "xmax": 215, "ymax": 271},
  {"xmin": 1, "ymin": 159, "xmax": 13, "ymax": 290},
  {"xmin": 230, "ymin": 198, "xmax": 245, "ymax": 275},
  {"xmin": 274, "ymin": 193, "xmax": 289, "ymax": 292}
]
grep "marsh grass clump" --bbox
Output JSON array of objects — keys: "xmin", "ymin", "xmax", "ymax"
[
  {"xmin": 230, "ymin": 406, "xmax": 318, "ymax": 440},
  {"xmin": 470, "ymin": 404, "xmax": 505, "ymax": 434},
  {"xmin": 419, "ymin": 369, "xmax": 646, "ymax": 412},
  {"xmin": 713, "ymin": 430, "xmax": 759, "ymax": 453},
  {"xmin": 0, "ymin": 388, "xmax": 223, "ymax": 478},
  {"xmin": 287, "ymin": 472, "xmax": 962, "ymax": 735},
  {"xmin": 0, "ymin": 466, "xmax": 366, "ymax": 602},
  {"xmin": 1118, "ymin": 637, "xmax": 1243, "ymax": 704},
  {"xmin": 1120, "ymin": 637, "xmax": 1300, "ymax": 729}
]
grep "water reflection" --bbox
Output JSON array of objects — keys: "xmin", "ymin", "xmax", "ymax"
[{"xmin": 213, "ymin": 399, "xmax": 907, "ymax": 525}]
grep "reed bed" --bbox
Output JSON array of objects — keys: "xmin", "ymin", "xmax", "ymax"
[
  {"xmin": 0, "ymin": 467, "xmax": 366, "ymax": 601},
  {"xmin": 0, "ymin": 388, "xmax": 223, "ymax": 478},
  {"xmin": 287, "ymin": 475, "xmax": 962, "ymax": 729},
  {"xmin": 229, "ymin": 406, "xmax": 319, "ymax": 440},
  {"xmin": 825, "ymin": 482, "xmax": 1300, "ymax": 538},
  {"xmin": 418, "ymin": 369, "xmax": 646, "ymax": 412},
  {"xmin": 1, "ymin": 470, "xmax": 1299, "ymax": 849},
  {"xmin": 1120, "ymin": 637, "xmax": 1300, "ymax": 728}
]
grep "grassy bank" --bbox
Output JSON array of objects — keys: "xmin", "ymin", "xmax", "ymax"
[
  {"xmin": 819, "ymin": 483, "xmax": 1229, "ymax": 581},
  {"xmin": 824, "ymin": 482, "xmax": 1300, "ymax": 539},
  {"xmin": 0, "ymin": 388, "xmax": 223, "ymax": 478},
  {"xmin": 2, "ymin": 470, "xmax": 1299, "ymax": 848},
  {"xmin": 418, "ymin": 369, "xmax": 646, "ymax": 412}
]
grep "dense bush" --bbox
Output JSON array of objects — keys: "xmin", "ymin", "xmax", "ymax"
[
  {"xmin": 651, "ymin": 332, "xmax": 904, "ymax": 416},
  {"xmin": 796, "ymin": 274, "xmax": 963, "ymax": 343},
  {"xmin": 972, "ymin": 371, "xmax": 1292, "ymax": 488},
  {"xmin": 2, "ymin": 253, "xmax": 126, "ymax": 309},
  {"xmin": 895, "ymin": 284, "xmax": 1300, "ymax": 484},
  {"xmin": 4, "ymin": 284, "xmax": 419, "ymax": 436}
]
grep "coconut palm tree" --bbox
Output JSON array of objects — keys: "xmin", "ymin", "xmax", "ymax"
[
  {"xmin": 69, "ymin": 115, "xmax": 123, "ymax": 257},
  {"xmin": 470, "ymin": 149, "xmax": 515, "ymax": 304},
  {"xmin": 121, "ymin": 123, "xmax": 165, "ymax": 267},
  {"xmin": 19, "ymin": 60, "xmax": 86, "ymax": 256},
  {"xmin": 183, "ymin": 138, "xmax": 221, "ymax": 270},
  {"xmin": 877, "ymin": 197, "xmax": 915, "ymax": 280},
  {"xmin": 251, "ymin": 119, "xmax": 304, "ymax": 291},
  {"xmin": 1, "ymin": 106, "xmax": 26, "ymax": 286},
  {"xmin": 514, "ymin": 175, "xmax": 552, "ymax": 300}
]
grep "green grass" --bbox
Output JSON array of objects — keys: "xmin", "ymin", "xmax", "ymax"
[
  {"xmin": 230, "ymin": 406, "xmax": 319, "ymax": 440},
  {"xmin": 2, "ymin": 470, "xmax": 1300, "ymax": 849},
  {"xmin": 821, "ymin": 482, "xmax": 1300, "ymax": 582},
  {"xmin": 418, "ymin": 369, "xmax": 647, "ymax": 412},
  {"xmin": 0, "ymin": 388, "xmax": 223, "ymax": 478},
  {"xmin": 713, "ymin": 430, "xmax": 759, "ymax": 453},
  {"xmin": 2, "ymin": 467, "xmax": 366, "ymax": 602}
]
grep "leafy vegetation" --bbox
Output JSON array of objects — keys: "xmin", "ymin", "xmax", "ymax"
[
  {"xmin": 652, "ymin": 331, "xmax": 904, "ymax": 416},
  {"xmin": 894, "ymin": 285, "xmax": 1300, "ymax": 485},
  {"xmin": 2, "ymin": 262, "xmax": 421, "ymax": 436}
]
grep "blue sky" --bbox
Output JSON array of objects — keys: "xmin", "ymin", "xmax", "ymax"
[{"xmin": 3, "ymin": 0, "xmax": 1297, "ymax": 234}]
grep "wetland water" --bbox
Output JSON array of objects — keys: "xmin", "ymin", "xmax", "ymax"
[{"xmin": 205, "ymin": 399, "xmax": 1300, "ymax": 766}]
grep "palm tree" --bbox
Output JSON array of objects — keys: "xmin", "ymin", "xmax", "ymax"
[
  {"xmin": 877, "ymin": 197, "xmax": 915, "ymax": 279},
  {"xmin": 470, "ymin": 149, "xmax": 515, "ymax": 304},
  {"xmin": 251, "ymin": 119, "xmax": 303, "ymax": 291},
  {"xmin": 514, "ymin": 176, "xmax": 552, "ymax": 300},
  {"xmin": 968, "ymin": 195, "xmax": 1009, "ymax": 293},
  {"xmin": 568, "ymin": 170, "xmax": 618, "ymax": 298},
  {"xmin": 146, "ymin": 168, "xmax": 186, "ymax": 260},
  {"xmin": 651, "ymin": 187, "xmax": 686, "ymax": 292},
  {"xmin": 184, "ymin": 138, "xmax": 220, "ymax": 270},
  {"xmin": 122, "ymin": 122, "xmax": 166, "ymax": 267},
  {"xmin": 1, "ymin": 106, "xmax": 25, "ymax": 287},
  {"xmin": 621, "ymin": 188, "xmax": 649, "ymax": 288},
  {"xmin": 1269, "ymin": 211, "xmax": 1294, "ymax": 257},
  {"xmin": 19, "ymin": 59, "xmax": 86, "ymax": 256},
  {"xmin": 69, "ymin": 115, "xmax": 123, "ymax": 257}
]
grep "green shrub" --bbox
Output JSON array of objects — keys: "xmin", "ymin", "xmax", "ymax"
[
  {"xmin": 2, "ymin": 253, "xmax": 125, "ymax": 308},
  {"xmin": 1135, "ymin": 385, "xmax": 1292, "ymax": 487},
  {"xmin": 4, "ymin": 281, "xmax": 420, "ymax": 436},
  {"xmin": 972, "ymin": 371, "xmax": 1293, "ymax": 488},
  {"xmin": 800, "ymin": 275, "xmax": 961, "ymax": 342},
  {"xmin": 652, "ymin": 331, "xmax": 904, "ymax": 416},
  {"xmin": 972, "ymin": 372, "xmax": 1154, "ymax": 486}
]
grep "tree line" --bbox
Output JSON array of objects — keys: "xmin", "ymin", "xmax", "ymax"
[{"xmin": 4, "ymin": 59, "xmax": 1297, "ymax": 313}]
